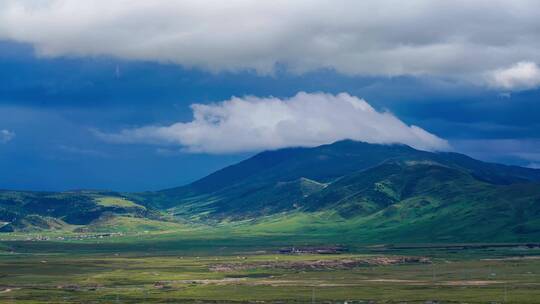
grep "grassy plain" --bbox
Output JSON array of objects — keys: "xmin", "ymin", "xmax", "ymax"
[{"xmin": 1, "ymin": 226, "xmax": 540, "ymax": 303}]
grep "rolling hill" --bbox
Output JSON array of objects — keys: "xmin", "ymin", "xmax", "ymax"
[
  {"xmin": 2, "ymin": 140, "xmax": 540, "ymax": 242},
  {"xmin": 0, "ymin": 190, "xmax": 162, "ymax": 232}
]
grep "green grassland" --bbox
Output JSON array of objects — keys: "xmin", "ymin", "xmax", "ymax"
[
  {"xmin": 1, "ymin": 230, "xmax": 540, "ymax": 303},
  {"xmin": 1, "ymin": 223, "xmax": 540, "ymax": 303}
]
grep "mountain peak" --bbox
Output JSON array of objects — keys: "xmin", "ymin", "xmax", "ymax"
[{"xmin": 153, "ymin": 140, "xmax": 540, "ymax": 213}]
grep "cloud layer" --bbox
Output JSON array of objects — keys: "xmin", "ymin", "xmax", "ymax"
[
  {"xmin": 1, "ymin": 0, "xmax": 540, "ymax": 87},
  {"xmin": 97, "ymin": 92, "xmax": 449, "ymax": 153},
  {"xmin": 486, "ymin": 61, "xmax": 540, "ymax": 91},
  {"xmin": 0, "ymin": 129, "xmax": 15, "ymax": 143}
]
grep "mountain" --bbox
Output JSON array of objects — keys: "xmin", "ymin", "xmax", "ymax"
[
  {"xmin": 136, "ymin": 140, "xmax": 540, "ymax": 219},
  {"xmin": 2, "ymin": 140, "xmax": 540, "ymax": 242},
  {"xmin": 299, "ymin": 160, "xmax": 540, "ymax": 241}
]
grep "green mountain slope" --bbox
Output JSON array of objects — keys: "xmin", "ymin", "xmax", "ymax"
[
  {"xmin": 140, "ymin": 140, "xmax": 540, "ymax": 218},
  {"xmin": 326, "ymin": 161, "xmax": 540, "ymax": 241},
  {"xmin": 0, "ymin": 190, "xmax": 161, "ymax": 232},
  {"xmin": 2, "ymin": 140, "xmax": 540, "ymax": 242},
  {"xmin": 237, "ymin": 161, "xmax": 540, "ymax": 242}
]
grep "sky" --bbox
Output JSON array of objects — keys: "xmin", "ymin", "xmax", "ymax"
[{"xmin": 1, "ymin": 0, "xmax": 540, "ymax": 191}]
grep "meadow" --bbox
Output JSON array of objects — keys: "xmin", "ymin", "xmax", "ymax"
[{"xmin": 1, "ymin": 228, "xmax": 540, "ymax": 303}]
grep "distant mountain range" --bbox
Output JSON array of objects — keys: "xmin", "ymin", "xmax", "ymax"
[{"xmin": 2, "ymin": 140, "xmax": 540, "ymax": 242}]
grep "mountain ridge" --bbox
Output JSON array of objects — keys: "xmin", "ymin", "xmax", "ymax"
[
  {"xmin": 1, "ymin": 140, "xmax": 540, "ymax": 242},
  {"xmin": 145, "ymin": 140, "xmax": 540, "ymax": 213}
]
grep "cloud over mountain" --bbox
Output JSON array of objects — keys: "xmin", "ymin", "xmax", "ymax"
[
  {"xmin": 1, "ymin": 0, "xmax": 540, "ymax": 85},
  {"xmin": 97, "ymin": 92, "xmax": 449, "ymax": 153}
]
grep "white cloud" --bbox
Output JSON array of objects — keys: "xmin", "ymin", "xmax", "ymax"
[
  {"xmin": 486, "ymin": 61, "xmax": 540, "ymax": 91},
  {"xmin": 0, "ymin": 129, "xmax": 15, "ymax": 143},
  {"xmin": 97, "ymin": 92, "xmax": 449, "ymax": 153},
  {"xmin": 1, "ymin": 1, "xmax": 540, "ymax": 82}
]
